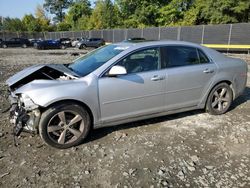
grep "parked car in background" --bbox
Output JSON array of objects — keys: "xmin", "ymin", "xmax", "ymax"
[
  {"xmin": 71, "ymin": 38, "xmax": 82, "ymax": 47},
  {"xmin": 29, "ymin": 39, "xmax": 43, "ymax": 47},
  {"xmin": 59, "ymin": 38, "xmax": 72, "ymax": 47},
  {"xmin": 1, "ymin": 38, "xmax": 31, "ymax": 48},
  {"xmin": 123, "ymin": 37, "xmax": 146, "ymax": 43},
  {"xmin": 6, "ymin": 40, "xmax": 247, "ymax": 149},
  {"xmin": 36, "ymin": 39, "xmax": 66, "ymax": 50},
  {"xmin": 76, "ymin": 38, "xmax": 105, "ymax": 49}
]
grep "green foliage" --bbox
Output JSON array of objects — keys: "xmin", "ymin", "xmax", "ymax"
[
  {"xmin": 44, "ymin": 0, "xmax": 73, "ymax": 22},
  {"xmin": 88, "ymin": 0, "xmax": 120, "ymax": 29},
  {"xmin": 35, "ymin": 5, "xmax": 51, "ymax": 31},
  {"xmin": 57, "ymin": 22, "xmax": 72, "ymax": 31},
  {"xmin": 22, "ymin": 14, "xmax": 41, "ymax": 32},
  {"xmin": 182, "ymin": 0, "xmax": 250, "ymax": 25},
  {"xmin": 2, "ymin": 17, "xmax": 25, "ymax": 32},
  {"xmin": 157, "ymin": 0, "xmax": 193, "ymax": 26},
  {"xmin": 65, "ymin": 0, "xmax": 91, "ymax": 30},
  {"xmin": 1, "ymin": 0, "xmax": 250, "ymax": 32},
  {"xmin": 0, "ymin": 17, "xmax": 3, "ymax": 30},
  {"xmin": 116, "ymin": 0, "xmax": 165, "ymax": 28}
]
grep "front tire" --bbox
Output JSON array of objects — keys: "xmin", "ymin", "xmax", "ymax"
[
  {"xmin": 39, "ymin": 102, "xmax": 91, "ymax": 149},
  {"xmin": 206, "ymin": 83, "xmax": 233, "ymax": 115}
]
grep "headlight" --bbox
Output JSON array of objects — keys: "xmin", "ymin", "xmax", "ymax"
[{"xmin": 19, "ymin": 94, "xmax": 38, "ymax": 110}]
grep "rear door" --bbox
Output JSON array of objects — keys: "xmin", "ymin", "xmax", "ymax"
[
  {"xmin": 98, "ymin": 47, "xmax": 166, "ymax": 123},
  {"xmin": 161, "ymin": 46, "xmax": 217, "ymax": 109}
]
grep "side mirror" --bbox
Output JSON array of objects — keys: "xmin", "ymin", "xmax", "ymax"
[{"xmin": 108, "ymin": 65, "xmax": 127, "ymax": 76}]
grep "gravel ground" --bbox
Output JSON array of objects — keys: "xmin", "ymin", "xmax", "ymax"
[{"xmin": 0, "ymin": 48, "xmax": 250, "ymax": 188}]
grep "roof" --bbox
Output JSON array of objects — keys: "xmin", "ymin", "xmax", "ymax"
[{"xmin": 115, "ymin": 40, "xmax": 203, "ymax": 49}]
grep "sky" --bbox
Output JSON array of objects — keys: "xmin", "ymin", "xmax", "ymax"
[
  {"xmin": 0, "ymin": 0, "xmax": 95, "ymax": 19},
  {"xmin": 0, "ymin": 0, "xmax": 45, "ymax": 19}
]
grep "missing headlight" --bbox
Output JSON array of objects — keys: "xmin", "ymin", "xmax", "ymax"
[{"xmin": 19, "ymin": 94, "xmax": 38, "ymax": 111}]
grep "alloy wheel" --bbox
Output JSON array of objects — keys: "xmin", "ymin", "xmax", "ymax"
[
  {"xmin": 47, "ymin": 110, "xmax": 85, "ymax": 145},
  {"xmin": 211, "ymin": 87, "xmax": 231, "ymax": 112}
]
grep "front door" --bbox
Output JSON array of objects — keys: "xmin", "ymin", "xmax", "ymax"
[{"xmin": 98, "ymin": 47, "xmax": 166, "ymax": 123}]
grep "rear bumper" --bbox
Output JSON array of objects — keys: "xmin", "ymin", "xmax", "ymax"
[{"xmin": 233, "ymin": 66, "xmax": 248, "ymax": 99}]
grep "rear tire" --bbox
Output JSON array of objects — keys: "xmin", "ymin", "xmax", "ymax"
[
  {"xmin": 79, "ymin": 44, "xmax": 86, "ymax": 49},
  {"xmin": 39, "ymin": 102, "xmax": 91, "ymax": 149},
  {"xmin": 206, "ymin": 83, "xmax": 233, "ymax": 115}
]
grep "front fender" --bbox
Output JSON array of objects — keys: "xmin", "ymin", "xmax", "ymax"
[{"xmin": 15, "ymin": 78, "xmax": 100, "ymax": 124}]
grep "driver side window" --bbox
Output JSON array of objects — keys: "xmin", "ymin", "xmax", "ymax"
[{"xmin": 116, "ymin": 48, "xmax": 160, "ymax": 74}]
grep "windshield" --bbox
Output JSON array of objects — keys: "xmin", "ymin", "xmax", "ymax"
[{"xmin": 69, "ymin": 44, "xmax": 125, "ymax": 77}]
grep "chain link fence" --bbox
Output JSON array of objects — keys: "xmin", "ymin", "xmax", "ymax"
[{"xmin": 0, "ymin": 23, "xmax": 250, "ymax": 45}]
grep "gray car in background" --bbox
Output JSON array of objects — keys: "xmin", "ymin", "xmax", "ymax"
[
  {"xmin": 6, "ymin": 41, "xmax": 248, "ymax": 148},
  {"xmin": 76, "ymin": 38, "xmax": 105, "ymax": 49}
]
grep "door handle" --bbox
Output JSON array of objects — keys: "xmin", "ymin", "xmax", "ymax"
[
  {"xmin": 151, "ymin": 75, "xmax": 165, "ymax": 81},
  {"xmin": 203, "ymin": 69, "xmax": 214, "ymax": 74}
]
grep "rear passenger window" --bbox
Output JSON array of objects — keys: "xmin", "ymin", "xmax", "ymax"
[
  {"xmin": 198, "ymin": 49, "xmax": 210, "ymax": 64},
  {"xmin": 161, "ymin": 46, "xmax": 199, "ymax": 68},
  {"xmin": 161, "ymin": 46, "xmax": 209, "ymax": 68}
]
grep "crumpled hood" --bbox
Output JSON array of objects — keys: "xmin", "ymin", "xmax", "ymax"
[
  {"xmin": 6, "ymin": 64, "xmax": 79, "ymax": 89},
  {"xmin": 6, "ymin": 64, "xmax": 45, "ymax": 86},
  {"xmin": 13, "ymin": 76, "xmax": 92, "ymax": 107}
]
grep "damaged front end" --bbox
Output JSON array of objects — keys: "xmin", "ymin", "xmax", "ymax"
[
  {"xmin": 9, "ymin": 92, "xmax": 41, "ymax": 136},
  {"xmin": 6, "ymin": 64, "xmax": 79, "ymax": 137}
]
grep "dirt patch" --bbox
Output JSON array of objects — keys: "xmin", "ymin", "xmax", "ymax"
[{"xmin": 0, "ymin": 48, "xmax": 249, "ymax": 187}]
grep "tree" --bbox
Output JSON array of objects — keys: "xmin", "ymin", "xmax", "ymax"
[
  {"xmin": 0, "ymin": 16, "xmax": 3, "ymax": 30},
  {"xmin": 182, "ymin": 0, "xmax": 250, "ymax": 25},
  {"xmin": 22, "ymin": 14, "xmax": 41, "ymax": 32},
  {"xmin": 43, "ymin": 0, "xmax": 73, "ymax": 22},
  {"xmin": 88, "ymin": 0, "xmax": 120, "ymax": 29},
  {"xmin": 2, "ymin": 17, "xmax": 25, "ymax": 31},
  {"xmin": 115, "ymin": 0, "xmax": 167, "ymax": 28},
  {"xmin": 65, "ymin": 0, "xmax": 91, "ymax": 30},
  {"xmin": 157, "ymin": 0, "xmax": 193, "ymax": 26},
  {"xmin": 57, "ymin": 22, "xmax": 71, "ymax": 31},
  {"xmin": 35, "ymin": 5, "xmax": 51, "ymax": 31}
]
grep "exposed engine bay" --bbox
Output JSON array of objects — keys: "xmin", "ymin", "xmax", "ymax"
[{"xmin": 8, "ymin": 64, "xmax": 79, "ymax": 90}]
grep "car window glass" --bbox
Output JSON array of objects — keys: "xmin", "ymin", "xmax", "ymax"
[
  {"xmin": 116, "ymin": 48, "xmax": 160, "ymax": 74},
  {"xmin": 69, "ymin": 44, "xmax": 125, "ymax": 77},
  {"xmin": 162, "ymin": 46, "xmax": 200, "ymax": 68},
  {"xmin": 198, "ymin": 49, "xmax": 210, "ymax": 64}
]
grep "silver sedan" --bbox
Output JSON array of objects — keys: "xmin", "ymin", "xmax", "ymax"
[{"xmin": 6, "ymin": 41, "xmax": 248, "ymax": 148}]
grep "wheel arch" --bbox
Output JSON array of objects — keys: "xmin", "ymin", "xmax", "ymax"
[
  {"xmin": 211, "ymin": 80, "xmax": 235, "ymax": 99},
  {"xmin": 40, "ymin": 99, "xmax": 94, "ymax": 129},
  {"xmin": 204, "ymin": 80, "xmax": 235, "ymax": 107}
]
